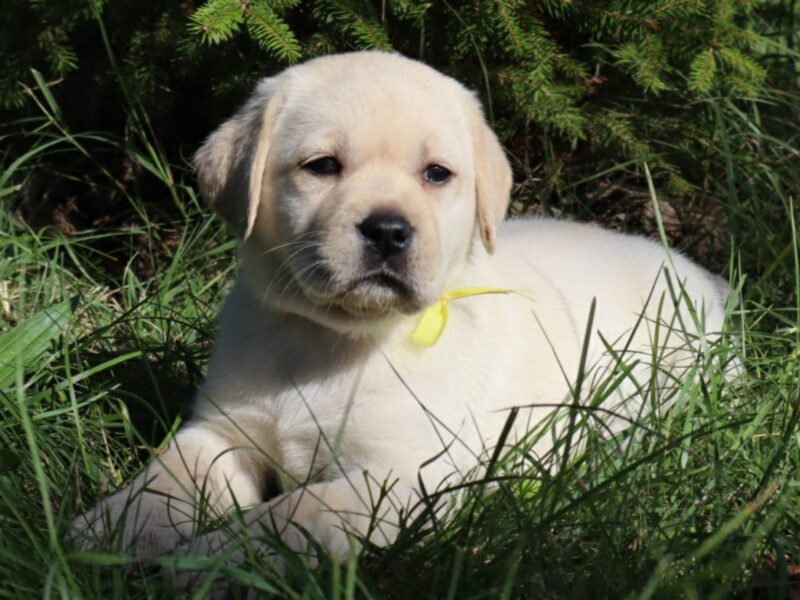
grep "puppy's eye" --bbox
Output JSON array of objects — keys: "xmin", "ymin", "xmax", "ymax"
[
  {"xmin": 303, "ymin": 156, "xmax": 342, "ymax": 176},
  {"xmin": 423, "ymin": 164, "xmax": 452, "ymax": 184}
]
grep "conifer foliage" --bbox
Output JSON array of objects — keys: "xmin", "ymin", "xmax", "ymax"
[
  {"xmin": 1, "ymin": 1, "xmax": 791, "ymax": 218},
  {"xmin": 186, "ymin": 0, "xmax": 770, "ymax": 188}
]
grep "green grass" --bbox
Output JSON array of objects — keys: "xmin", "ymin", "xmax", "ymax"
[
  {"xmin": 2, "ymin": 22, "xmax": 800, "ymax": 600},
  {"xmin": 1, "ymin": 200, "xmax": 798, "ymax": 600},
  {"xmin": 2, "ymin": 151, "xmax": 799, "ymax": 600}
]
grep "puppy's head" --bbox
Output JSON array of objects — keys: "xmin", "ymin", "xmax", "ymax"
[{"xmin": 195, "ymin": 52, "xmax": 511, "ymax": 336}]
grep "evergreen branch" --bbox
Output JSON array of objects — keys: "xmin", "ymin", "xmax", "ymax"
[
  {"xmin": 650, "ymin": 0, "xmax": 704, "ymax": 20},
  {"xmin": 689, "ymin": 48, "xmax": 717, "ymax": 94},
  {"xmin": 243, "ymin": 1, "xmax": 302, "ymax": 63},
  {"xmin": 582, "ymin": 5, "xmax": 658, "ymax": 33},
  {"xmin": 494, "ymin": 0, "xmax": 528, "ymax": 58},
  {"xmin": 588, "ymin": 108, "xmax": 654, "ymax": 162},
  {"xmin": 189, "ymin": 0, "xmax": 244, "ymax": 45},
  {"xmin": 708, "ymin": 44, "xmax": 768, "ymax": 96},
  {"xmin": 388, "ymin": 0, "xmax": 431, "ymax": 27},
  {"xmin": 613, "ymin": 36, "xmax": 669, "ymax": 95},
  {"xmin": 314, "ymin": 0, "xmax": 391, "ymax": 50}
]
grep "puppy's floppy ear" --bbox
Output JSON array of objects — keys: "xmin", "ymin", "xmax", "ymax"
[
  {"xmin": 467, "ymin": 96, "xmax": 512, "ymax": 254},
  {"xmin": 194, "ymin": 77, "xmax": 284, "ymax": 240}
]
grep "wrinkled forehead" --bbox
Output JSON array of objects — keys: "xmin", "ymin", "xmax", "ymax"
[{"xmin": 273, "ymin": 64, "xmax": 473, "ymax": 164}]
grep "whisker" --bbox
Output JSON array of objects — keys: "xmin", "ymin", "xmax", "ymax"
[
  {"xmin": 260, "ymin": 241, "xmax": 323, "ymax": 302},
  {"xmin": 257, "ymin": 231, "xmax": 321, "ymax": 258}
]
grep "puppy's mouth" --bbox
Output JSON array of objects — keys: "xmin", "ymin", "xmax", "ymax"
[
  {"xmin": 284, "ymin": 239, "xmax": 425, "ymax": 319},
  {"xmin": 350, "ymin": 270, "xmax": 411, "ymax": 297},
  {"xmin": 333, "ymin": 268, "xmax": 419, "ymax": 317},
  {"xmin": 294, "ymin": 263, "xmax": 420, "ymax": 318}
]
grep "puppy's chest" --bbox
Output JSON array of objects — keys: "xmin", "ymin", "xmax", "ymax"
[
  {"xmin": 269, "ymin": 375, "xmax": 369, "ymax": 484},
  {"xmin": 266, "ymin": 349, "xmax": 512, "ymax": 485}
]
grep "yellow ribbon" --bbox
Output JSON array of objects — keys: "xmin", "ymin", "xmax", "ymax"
[{"xmin": 411, "ymin": 286, "xmax": 529, "ymax": 347}]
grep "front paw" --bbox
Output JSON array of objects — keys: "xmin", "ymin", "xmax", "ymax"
[{"xmin": 70, "ymin": 487, "xmax": 194, "ymax": 557}]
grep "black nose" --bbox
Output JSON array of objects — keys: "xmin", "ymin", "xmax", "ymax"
[{"xmin": 357, "ymin": 212, "xmax": 414, "ymax": 258}]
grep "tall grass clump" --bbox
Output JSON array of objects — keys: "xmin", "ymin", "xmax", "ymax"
[{"xmin": 1, "ymin": 0, "xmax": 799, "ymax": 598}]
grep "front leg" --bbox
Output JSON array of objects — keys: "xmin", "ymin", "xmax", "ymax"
[
  {"xmin": 71, "ymin": 420, "xmax": 266, "ymax": 557},
  {"xmin": 171, "ymin": 467, "xmax": 418, "ymax": 583}
]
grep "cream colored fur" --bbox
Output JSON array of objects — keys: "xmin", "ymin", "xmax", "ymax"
[{"xmin": 72, "ymin": 52, "xmax": 732, "ymax": 570}]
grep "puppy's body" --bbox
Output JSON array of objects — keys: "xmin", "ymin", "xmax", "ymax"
[
  {"xmin": 73, "ymin": 52, "xmax": 731, "ymax": 565},
  {"xmin": 201, "ymin": 217, "xmax": 725, "ymax": 485}
]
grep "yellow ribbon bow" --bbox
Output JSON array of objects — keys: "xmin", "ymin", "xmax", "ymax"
[{"xmin": 411, "ymin": 286, "xmax": 524, "ymax": 347}]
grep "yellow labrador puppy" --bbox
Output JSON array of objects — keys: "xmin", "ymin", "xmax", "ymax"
[{"xmin": 73, "ymin": 52, "xmax": 731, "ymax": 563}]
